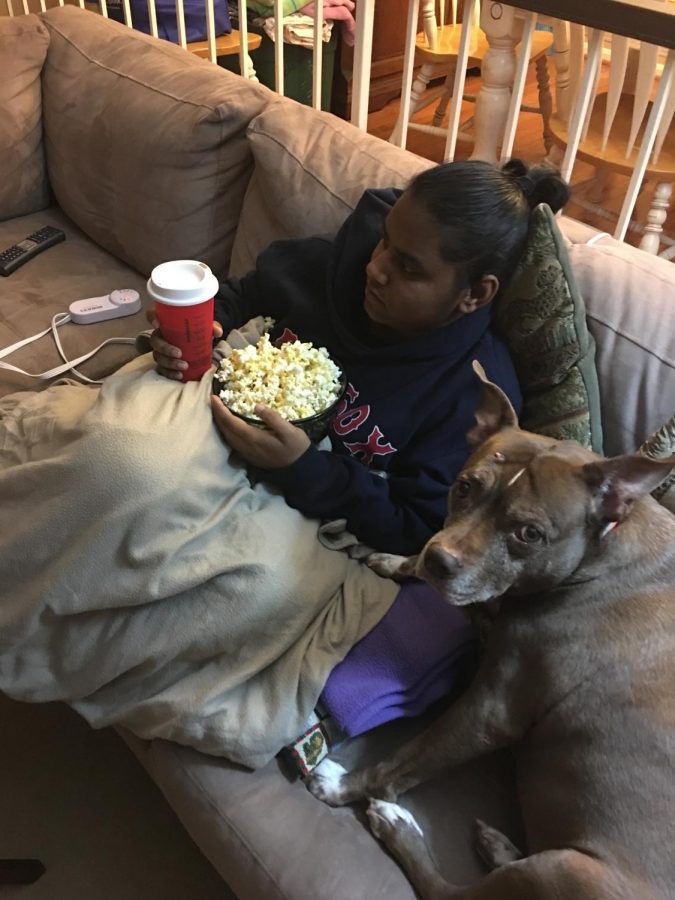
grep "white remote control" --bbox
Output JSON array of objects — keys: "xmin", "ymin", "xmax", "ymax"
[{"xmin": 69, "ymin": 289, "xmax": 142, "ymax": 324}]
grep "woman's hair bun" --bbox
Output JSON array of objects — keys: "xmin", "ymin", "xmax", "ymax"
[{"xmin": 501, "ymin": 158, "xmax": 571, "ymax": 214}]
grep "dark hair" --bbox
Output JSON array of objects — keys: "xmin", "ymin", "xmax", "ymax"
[{"xmin": 407, "ymin": 158, "xmax": 570, "ymax": 291}]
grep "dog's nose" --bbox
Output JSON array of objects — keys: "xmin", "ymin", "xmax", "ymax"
[{"xmin": 423, "ymin": 544, "xmax": 463, "ymax": 580}]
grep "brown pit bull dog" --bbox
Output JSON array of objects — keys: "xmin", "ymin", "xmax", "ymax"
[{"xmin": 307, "ymin": 362, "xmax": 675, "ymax": 900}]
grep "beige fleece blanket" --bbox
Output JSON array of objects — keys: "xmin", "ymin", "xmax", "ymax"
[{"xmin": 0, "ymin": 355, "xmax": 398, "ymax": 768}]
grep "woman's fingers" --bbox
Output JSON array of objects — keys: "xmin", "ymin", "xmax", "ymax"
[
  {"xmin": 253, "ymin": 403, "xmax": 295, "ymax": 436},
  {"xmin": 210, "ymin": 397, "xmax": 310, "ymax": 468}
]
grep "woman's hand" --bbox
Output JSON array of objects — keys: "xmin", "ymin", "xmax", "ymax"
[
  {"xmin": 145, "ymin": 308, "xmax": 223, "ymax": 380},
  {"xmin": 210, "ymin": 397, "xmax": 311, "ymax": 469}
]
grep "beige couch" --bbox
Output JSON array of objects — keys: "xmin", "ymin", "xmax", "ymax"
[{"xmin": 2, "ymin": 8, "xmax": 674, "ymax": 898}]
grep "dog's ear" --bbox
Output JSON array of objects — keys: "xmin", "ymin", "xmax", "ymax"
[
  {"xmin": 581, "ymin": 454, "xmax": 675, "ymax": 522},
  {"xmin": 466, "ymin": 360, "xmax": 519, "ymax": 447}
]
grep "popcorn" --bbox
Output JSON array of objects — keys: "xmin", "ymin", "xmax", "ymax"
[{"xmin": 214, "ymin": 333, "xmax": 343, "ymax": 421}]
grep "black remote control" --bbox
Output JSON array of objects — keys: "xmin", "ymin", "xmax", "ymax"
[{"xmin": 0, "ymin": 226, "xmax": 66, "ymax": 276}]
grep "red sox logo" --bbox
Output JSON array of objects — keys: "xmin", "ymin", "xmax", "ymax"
[
  {"xmin": 272, "ymin": 330, "xmax": 397, "ymax": 466},
  {"xmin": 333, "ymin": 383, "xmax": 396, "ymax": 465}
]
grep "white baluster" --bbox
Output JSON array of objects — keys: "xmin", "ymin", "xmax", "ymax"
[
  {"xmin": 616, "ymin": 48, "xmax": 674, "ymax": 243},
  {"xmin": 444, "ymin": 0, "xmax": 477, "ymax": 161},
  {"xmin": 560, "ymin": 28, "xmax": 603, "ymax": 184},
  {"xmin": 350, "ymin": 0, "xmax": 375, "ymax": 128},
  {"xmin": 389, "ymin": 0, "xmax": 421, "ymax": 147},
  {"xmin": 272, "ymin": 0, "xmax": 284, "ymax": 93},
  {"xmin": 568, "ymin": 22, "xmax": 585, "ymax": 111},
  {"xmin": 602, "ymin": 34, "xmax": 628, "ymax": 152},
  {"xmin": 653, "ymin": 68, "xmax": 674, "ymax": 163},
  {"xmin": 500, "ymin": 10, "xmax": 536, "ymax": 163},
  {"xmin": 147, "ymin": 0, "xmax": 159, "ymax": 38},
  {"xmin": 311, "ymin": 0, "xmax": 323, "ymax": 109},
  {"xmin": 237, "ymin": 0, "xmax": 257, "ymax": 81},
  {"xmin": 175, "ymin": 0, "xmax": 186, "ymax": 47}
]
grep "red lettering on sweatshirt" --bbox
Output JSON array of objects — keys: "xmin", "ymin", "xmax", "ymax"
[
  {"xmin": 344, "ymin": 426, "xmax": 396, "ymax": 465},
  {"xmin": 274, "ymin": 328, "xmax": 298, "ymax": 346}
]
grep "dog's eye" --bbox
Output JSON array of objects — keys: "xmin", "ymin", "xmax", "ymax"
[
  {"xmin": 454, "ymin": 479, "xmax": 471, "ymax": 499},
  {"xmin": 514, "ymin": 524, "xmax": 544, "ymax": 544}
]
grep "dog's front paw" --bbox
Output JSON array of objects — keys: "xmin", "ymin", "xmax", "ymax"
[
  {"xmin": 305, "ymin": 758, "xmax": 350, "ymax": 807},
  {"xmin": 367, "ymin": 799, "xmax": 424, "ymax": 847},
  {"xmin": 366, "ymin": 552, "xmax": 416, "ymax": 580}
]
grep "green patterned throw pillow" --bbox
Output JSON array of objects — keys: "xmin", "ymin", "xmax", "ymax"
[
  {"xmin": 494, "ymin": 204, "xmax": 603, "ymax": 453},
  {"xmin": 639, "ymin": 414, "xmax": 675, "ymax": 513}
]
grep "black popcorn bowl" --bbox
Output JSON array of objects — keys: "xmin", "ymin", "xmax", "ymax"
[{"xmin": 212, "ymin": 364, "xmax": 348, "ymax": 443}]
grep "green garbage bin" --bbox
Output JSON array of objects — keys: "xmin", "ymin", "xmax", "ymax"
[{"xmin": 220, "ymin": 18, "xmax": 336, "ymax": 112}]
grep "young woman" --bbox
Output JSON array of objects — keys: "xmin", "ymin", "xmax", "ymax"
[{"xmin": 150, "ymin": 158, "xmax": 570, "ymax": 556}]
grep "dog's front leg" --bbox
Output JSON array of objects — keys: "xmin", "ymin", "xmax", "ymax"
[
  {"xmin": 308, "ymin": 630, "xmax": 534, "ymax": 806},
  {"xmin": 366, "ymin": 552, "xmax": 419, "ymax": 580}
]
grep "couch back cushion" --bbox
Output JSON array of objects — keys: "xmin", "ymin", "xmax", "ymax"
[
  {"xmin": 565, "ymin": 235, "xmax": 675, "ymax": 456},
  {"xmin": 40, "ymin": 6, "xmax": 272, "ymax": 279},
  {"xmin": 0, "ymin": 14, "xmax": 50, "ymax": 221},
  {"xmin": 230, "ymin": 97, "xmax": 430, "ymax": 274}
]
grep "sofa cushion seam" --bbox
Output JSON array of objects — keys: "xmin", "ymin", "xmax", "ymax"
[
  {"xmin": 249, "ymin": 120, "xmax": 416, "ymax": 206},
  {"xmin": 586, "ymin": 313, "xmax": 675, "ymax": 370},
  {"xmin": 43, "ymin": 18, "xmax": 235, "ymax": 113}
]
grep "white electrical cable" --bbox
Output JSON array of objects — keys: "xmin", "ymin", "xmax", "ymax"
[{"xmin": 0, "ymin": 312, "xmax": 137, "ymax": 383}]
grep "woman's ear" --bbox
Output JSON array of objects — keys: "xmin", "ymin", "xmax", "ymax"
[{"xmin": 457, "ymin": 274, "xmax": 500, "ymax": 315}]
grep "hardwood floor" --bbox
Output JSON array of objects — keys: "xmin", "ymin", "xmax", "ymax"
[{"xmin": 365, "ymin": 60, "xmax": 674, "ymax": 255}]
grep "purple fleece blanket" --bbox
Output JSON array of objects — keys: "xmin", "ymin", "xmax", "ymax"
[{"xmin": 320, "ymin": 579, "xmax": 476, "ymax": 737}]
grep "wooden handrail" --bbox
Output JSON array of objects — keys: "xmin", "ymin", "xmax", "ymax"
[{"xmin": 499, "ymin": 0, "xmax": 675, "ymax": 50}]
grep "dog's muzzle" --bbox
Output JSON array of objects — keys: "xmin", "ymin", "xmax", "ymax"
[{"xmin": 421, "ymin": 543, "xmax": 463, "ymax": 581}]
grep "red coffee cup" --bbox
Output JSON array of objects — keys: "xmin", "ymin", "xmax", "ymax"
[{"xmin": 147, "ymin": 260, "xmax": 219, "ymax": 381}]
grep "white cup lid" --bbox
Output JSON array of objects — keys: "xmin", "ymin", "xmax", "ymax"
[{"xmin": 147, "ymin": 260, "xmax": 219, "ymax": 305}]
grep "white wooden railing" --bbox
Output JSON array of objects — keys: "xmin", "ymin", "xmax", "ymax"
[
  {"xmin": 6, "ymin": 0, "xmax": 674, "ymax": 254},
  {"xmin": 4, "ymin": 0, "xmax": 330, "ymax": 111}
]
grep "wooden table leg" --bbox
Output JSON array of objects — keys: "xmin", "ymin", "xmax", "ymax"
[{"xmin": 471, "ymin": 2, "xmax": 520, "ymax": 163}]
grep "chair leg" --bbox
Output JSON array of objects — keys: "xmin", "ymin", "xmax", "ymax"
[
  {"xmin": 389, "ymin": 62, "xmax": 435, "ymax": 145},
  {"xmin": 431, "ymin": 65, "xmax": 457, "ymax": 128},
  {"xmin": 0, "ymin": 859, "xmax": 46, "ymax": 885},
  {"xmin": 639, "ymin": 181, "xmax": 672, "ymax": 255},
  {"xmin": 588, "ymin": 166, "xmax": 610, "ymax": 205},
  {"xmin": 535, "ymin": 55, "xmax": 553, "ymax": 154}
]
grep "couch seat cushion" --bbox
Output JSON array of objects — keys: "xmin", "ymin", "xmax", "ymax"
[
  {"xmin": 0, "ymin": 14, "xmax": 50, "ymax": 222},
  {"xmin": 120, "ymin": 707, "xmax": 524, "ymax": 900},
  {"xmin": 0, "ymin": 208, "xmax": 149, "ymax": 398}
]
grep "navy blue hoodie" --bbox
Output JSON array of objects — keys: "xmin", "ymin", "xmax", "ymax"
[{"xmin": 214, "ymin": 188, "xmax": 521, "ymax": 555}]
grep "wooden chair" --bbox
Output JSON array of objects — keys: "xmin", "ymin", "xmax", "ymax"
[
  {"xmin": 390, "ymin": 0, "xmax": 554, "ymax": 161},
  {"xmin": 548, "ymin": 24, "xmax": 674, "ymax": 257}
]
